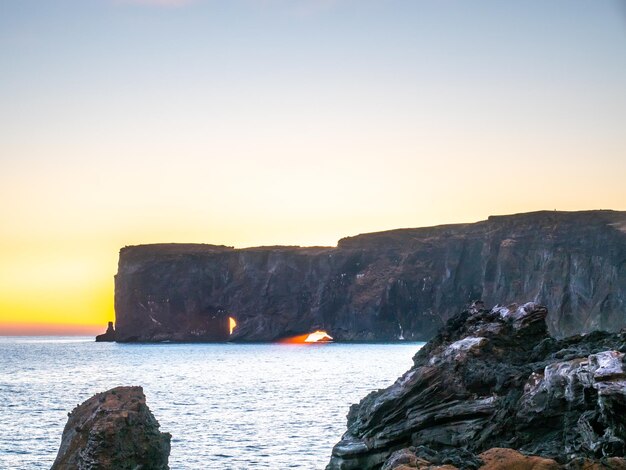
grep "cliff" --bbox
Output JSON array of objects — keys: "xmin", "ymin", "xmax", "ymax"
[
  {"xmin": 52, "ymin": 386, "xmax": 170, "ymax": 470},
  {"xmin": 327, "ymin": 302, "xmax": 626, "ymax": 469},
  {"xmin": 113, "ymin": 210, "xmax": 626, "ymax": 342}
]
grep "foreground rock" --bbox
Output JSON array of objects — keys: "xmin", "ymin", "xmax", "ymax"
[
  {"xmin": 327, "ymin": 302, "xmax": 626, "ymax": 469},
  {"xmin": 52, "ymin": 386, "xmax": 171, "ymax": 470},
  {"xmin": 95, "ymin": 321, "xmax": 116, "ymax": 342},
  {"xmin": 114, "ymin": 210, "xmax": 626, "ymax": 342},
  {"xmin": 381, "ymin": 447, "xmax": 566, "ymax": 469}
]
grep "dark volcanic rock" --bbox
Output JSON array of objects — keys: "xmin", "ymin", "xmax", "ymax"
[
  {"xmin": 95, "ymin": 321, "xmax": 116, "ymax": 342},
  {"xmin": 51, "ymin": 386, "xmax": 170, "ymax": 470},
  {"xmin": 326, "ymin": 302, "xmax": 626, "ymax": 470},
  {"xmin": 114, "ymin": 210, "xmax": 626, "ymax": 342}
]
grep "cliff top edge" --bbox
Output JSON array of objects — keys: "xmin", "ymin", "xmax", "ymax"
[{"xmin": 119, "ymin": 209, "xmax": 626, "ymax": 256}]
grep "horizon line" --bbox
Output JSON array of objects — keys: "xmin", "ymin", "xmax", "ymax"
[{"xmin": 0, "ymin": 322, "xmax": 110, "ymax": 336}]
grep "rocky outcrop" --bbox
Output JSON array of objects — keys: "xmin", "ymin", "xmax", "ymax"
[
  {"xmin": 326, "ymin": 302, "xmax": 626, "ymax": 470},
  {"xmin": 52, "ymin": 386, "xmax": 171, "ymax": 470},
  {"xmin": 380, "ymin": 447, "xmax": 626, "ymax": 469},
  {"xmin": 113, "ymin": 210, "xmax": 626, "ymax": 342},
  {"xmin": 381, "ymin": 447, "xmax": 567, "ymax": 469},
  {"xmin": 95, "ymin": 321, "xmax": 116, "ymax": 342}
]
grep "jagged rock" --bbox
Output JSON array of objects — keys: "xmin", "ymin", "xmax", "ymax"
[
  {"xmin": 478, "ymin": 448, "xmax": 560, "ymax": 469},
  {"xmin": 381, "ymin": 448, "xmax": 422, "ymax": 469},
  {"xmin": 382, "ymin": 447, "xmax": 561, "ymax": 469},
  {"xmin": 51, "ymin": 386, "xmax": 170, "ymax": 470},
  {"xmin": 382, "ymin": 448, "xmax": 458, "ymax": 469},
  {"xmin": 564, "ymin": 457, "xmax": 626, "ymax": 469},
  {"xmin": 95, "ymin": 321, "xmax": 116, "ymax": 342},
  {"xmin": 113, "ymin": 210, "xmax": 626, "ymax": 342},
  {"xmin": 381, "ymin": 447, "xmax": 626, "ymax": 469},
  {"xmin": 326, "ymin": 303, "xmax": 626, "ymax": 470}
]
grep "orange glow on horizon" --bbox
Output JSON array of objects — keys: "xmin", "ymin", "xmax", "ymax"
[
  {"xmin": 0, "ymin": 253, "xmax": 115, "ymax": 335},
  {"xmin": 279, "ymin": 330, "xmax": 333, "ymax": 344},
  {"xmin": 1, "ymin": 0, "xmax": 626, "ymax": 336},
  {"xmin": 0, "ymin": 322, "xmax": 106, "ymax": 336},
  {"xmin": 229, "ymin": 317, "xmax": 237, "ymax": 335}
]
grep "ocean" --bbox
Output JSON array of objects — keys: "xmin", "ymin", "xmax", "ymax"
[{"xmin": 0, "ymin": 338, "xmax": 424, "ymax": 469}]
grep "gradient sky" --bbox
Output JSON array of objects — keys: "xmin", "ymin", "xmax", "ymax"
[{"xmin": 1, "ymin": 0, "xmax": 625, "ymax": 334}]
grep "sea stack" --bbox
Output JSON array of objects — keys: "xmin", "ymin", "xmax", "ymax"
[
  {"xmin": 52, "ymin": 386, "xmax": 170, "ymax": 470},
  {"xmin": 95, "ymin": 321, "xmax": 116, "ymax": 342},
  {"xmin": 327, "ymin": 302, "xmax": 626, "ymax": 469}
]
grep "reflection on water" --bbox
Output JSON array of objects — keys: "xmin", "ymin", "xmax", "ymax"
[{"xmin": 0, "ymin": 337, "xmax": 423, "ymax": 469}]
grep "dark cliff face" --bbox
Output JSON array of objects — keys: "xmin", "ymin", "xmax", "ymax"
[{"xmin": 114, "ymin": 210, "xmax": 626, "ymax": 342}]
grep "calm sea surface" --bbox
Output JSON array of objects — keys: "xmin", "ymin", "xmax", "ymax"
[{"xmin": 0, "ymin": 338, "xmax": 423, "ymax": 469}]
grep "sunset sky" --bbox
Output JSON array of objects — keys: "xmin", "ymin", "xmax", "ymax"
[{"xmin": 1, "ymin": 0, "xmax": 625, "ymax": 334}]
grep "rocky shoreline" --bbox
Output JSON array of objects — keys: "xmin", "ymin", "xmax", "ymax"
[
  {"xmin": 63, "ymin": 301, "xmax": 626, "ymax": 469},
  {"xmin": 327, "ymin": 302, "xmax": 626, "ymax": 469}
]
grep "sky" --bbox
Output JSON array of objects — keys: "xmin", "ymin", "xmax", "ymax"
[{"xmin": 1, "ymin": 0, "xmax": 625, "ymax": 334}]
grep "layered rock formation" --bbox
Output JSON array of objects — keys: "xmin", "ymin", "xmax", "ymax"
[
  {"xmin": 113, "ymin": 210, "xmax": 626, "ymax": 342},
  {"xmin": 52, "ymin": 386, "xmax": 170, "ymax": 470},
  {"xmin": 327, "ymin": 302, "xmax": 626, "ymax": 470}
]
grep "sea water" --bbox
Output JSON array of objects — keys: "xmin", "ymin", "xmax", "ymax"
[{"xmin": 0, "ymin": 338, "xmax": 423, "ymax": 469}]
